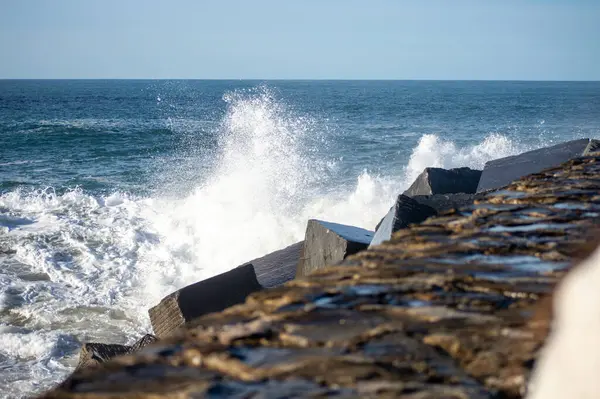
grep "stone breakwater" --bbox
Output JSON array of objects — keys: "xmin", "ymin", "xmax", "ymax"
[{"xmin": 39, "ymin": 150, "xmax": 600, "ymax": 398}]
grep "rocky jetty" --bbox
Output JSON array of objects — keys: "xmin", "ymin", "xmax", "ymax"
[{"xmin": 40, "ymin": 152, "xmax": 600, "ymax": 398}]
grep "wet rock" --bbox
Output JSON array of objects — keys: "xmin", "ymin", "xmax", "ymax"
[
  {"xmin": 296, "ymin": 220, "xmax": 374, "ymax": 278},
  {"xmin": 131, "ymin": 334, "xmax": 158, "ymax": 351},
  {"xmin": 370, "ymin": 194, "xmax": 437, "ymax": 247},
  {"xmin": 477, "ymin": 138, "xmax": 600, "ymax": 192},
  {"xmin": 75, "ymin": 334, "xmax": 158, "ymax": 371},
  {"xmin": 412, "ymin": 193, "xmax": 483, "ymax": 214},
  {"xmin": 148, "ymin": 242, "xmax": 302, "ymax": 338},
  {"xmin": 251, "ymin": 241, "xmax": 303, "ymax": 288},
  {"xmin": 404, "ymin": 167, "xmax": 482, "ymax": 196},
  {"xmin": 75, "ymin": 343, "xmax": 131, "ymax": 370},
  {"xmin": 149, "ymin": 263, "xmax": 262, "ymax": 338}
]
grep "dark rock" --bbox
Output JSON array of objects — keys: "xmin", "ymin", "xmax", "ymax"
[
  {"xmin": 296, "ymin": 220, "xmax": 374, "ymax": 278},
  {"xmin": 149, "ymin": 263, "xmax": 262, "ymax": 338},
  {"xmin": 76, "ymin": 343, "xmax": 131, "ymax": 370},
  {"xmin": 75, "ymin": 334, "xmax": 158, "ymax": 371},
  {"xmin": 131, "ymin": 334, "xmax": 158, "ymax": 352},
  {"xmin": 250, "ymin": 241, "xmax": 303, "ymax": 288},
  {"xmin": 147, "ymin": 242, "xmax": 302, "ymax": 338},
  {"xmin": 370, "ymin": 194, "xmax": 437, "ymax": 247},
  {"xmin": 412, "ymin": 193, "xmax": 482, "ymax": 213},
  {"xmin": 404, "ymin": 167, "xmax": 482, "ymax": 196},
  {"xmin": 477, "ymin": 138, "xmax": 600, "ymax": 192}
]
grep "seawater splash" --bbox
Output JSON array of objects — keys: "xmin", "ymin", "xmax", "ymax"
[
  {"xmin": 404, "ymin": 133, "xmax": 527, "ymax": 184},
  {"xmin": 0, "ymin": 88, "xmax": 540, "ymax": 397}
]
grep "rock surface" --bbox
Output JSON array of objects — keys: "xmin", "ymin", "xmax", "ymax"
[
  {"xmin": 75, "ymin": 343, "xmax": 132, "ymax": 371},
  {"xmin": 149, "ymin": 242, "xmax": 302, "ymax": 339},
  {"xmin": 370, "ymin": 194, "xmax": 437, "ymax": 247},
  {"xmin": 412, "ymin": 192, "xmax": 482, "ymax": 214},
  {"xmin": 296, "ymin": 219, "xmax": 374, "ymax": 278},
  {"xmin": 251, "ymin": 241, "xmax": 303, "ymax": 288},
  {"xmin": 75, "ymin": 335, "xmax": 157, "ymax": 371},
  {"xmin": 477, "ymin": 138, "xmax": 600, "ymax": 192},
  {"xmin": 404, "ymin": 167, "xmax": 482, "ymax": 196},
  {"xmin": 41, "ymin": 154, "xmax": 600, "ymax": 398},
  {"xmin": 131, "ymin": 334, "xmax": 158, "ymax": 351},
  {"xmin": 149, "ymin": 263, "xmax": 262, "ymax": 338}
]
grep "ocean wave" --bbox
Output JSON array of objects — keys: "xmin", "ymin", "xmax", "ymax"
[{"xmin": 0, "ymin": 87, "xmax": 548, "ymax": 397}]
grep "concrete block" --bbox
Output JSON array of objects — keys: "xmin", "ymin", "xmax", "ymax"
[
  {"xmin": 74, "ymin": 334, "xmax": 158, "ymax": 371},
  {"xmin": 412, "ymin": 193, "xmax": 481, "ymax": 214},
  {"xmin": 251, "ymin": 241, "xmax": 303, "ymax": 288},
  {"xmin": 76, "ymin": 343, "xmax": 131, "ymax": 370},
  {"xmin": 404, "ymin": 167, "xmax": 482, "ymax": 196},
  {"xmin": 296, "ymin": 220, "xmax": 374, "ymax": 278},
  {"xmin": 149, "ymin": 263, "xmax": 262, "ymax": 338},
  {"xmin": 131, "ymin": 334, "xmax": 158, "ymax": 352},
  {"xmin": 477, "ymin": 138, "xmax": 600, "ymax": 192},
  {"xmin": 370, "ymin": 195, "xmax": 437, "ymax": 248}
]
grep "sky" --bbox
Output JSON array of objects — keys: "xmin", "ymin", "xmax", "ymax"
[{"xmin": 0, "ymin": 0, "xmax": 598, "ymax": 80}]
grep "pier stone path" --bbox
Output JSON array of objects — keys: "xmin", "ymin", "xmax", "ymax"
[{"xmin": 42, "ymin": 154, "xmax": 600, "ymax": 399}]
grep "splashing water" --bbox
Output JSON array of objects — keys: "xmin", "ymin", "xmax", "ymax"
[
  {"xmin": 0, "ymin": 87, "xmax": 540, "ymax": 397},
  {"xmin": 404, "ymin": 133, "xmax": 527, "ymax": 184}
]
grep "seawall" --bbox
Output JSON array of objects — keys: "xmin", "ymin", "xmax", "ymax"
[{"xmin": 40, "ymin": 154, "xmax": 600, "ymax": 398}]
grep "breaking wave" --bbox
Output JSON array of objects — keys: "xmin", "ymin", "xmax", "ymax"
[{"xmin": 0, "ymin": 87, "xmax": 536, "ymax": 396}]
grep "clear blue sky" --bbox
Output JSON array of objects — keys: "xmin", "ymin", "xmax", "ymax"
[{"xmin": 1, "ymin": 0, "xmax": 598, "ymax": 80}]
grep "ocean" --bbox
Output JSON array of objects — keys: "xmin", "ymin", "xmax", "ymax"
[{"xmin": 1, "ymin": 80, "xmax": 599, "ymax": 397}]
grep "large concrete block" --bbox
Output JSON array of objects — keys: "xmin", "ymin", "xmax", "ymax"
[
  {"xmin": 251, "ymin": 241, "xmax": 303, "ymax": 288},
  {"xmin": 477, "ymin": 138, "xmax": 600, "ymax": 192},
  {"xmin": 370, "ymin": 195, "xmax": 437, "ymax": 248},
  {"xmin": 412, "ymin": 193, "xmax": 482, "ymax": 214},
  {"xmin": 76, "ymin": 343, "xmax": 131, "ymax": 370},
  {"xmin": 296, "ymin": 220, "xmax": 374, "ymax": 278},
  {"xmin": 149, "ymin": 242, "xmax": 303, "ymax": 338},
  {"xmin": 149, "ymin": 263, "xmax": 262, "ymax": 338},
  {"xmin": 131, "ymin": 334, "xmax": 158, "ymax": 352},
  {"xmin": 75, "ymin": 334, "xmax": 158, "ymax": 371},
  {"xmin": 404, "ymin": 167, "xmax": 482, "ymax": 196}
]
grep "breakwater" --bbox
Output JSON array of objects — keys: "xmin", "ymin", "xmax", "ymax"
[{"xmin": 39, "ymin": 145, "xmax": 600, "ymax": 397}]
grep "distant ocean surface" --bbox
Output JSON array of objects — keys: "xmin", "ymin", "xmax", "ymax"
[{"xmin": 1, "ymin": 80, "xmax": 599, "ymax": 397}]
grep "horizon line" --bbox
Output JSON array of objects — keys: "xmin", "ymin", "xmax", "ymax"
[{"xmin": 1, "ymin": 78, "xmax": 599, "ymax": 83}]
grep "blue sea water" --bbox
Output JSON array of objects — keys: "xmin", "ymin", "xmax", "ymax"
[{"xmin": 1, "ymin": 80, "xmax": 599, "ymax": 397}]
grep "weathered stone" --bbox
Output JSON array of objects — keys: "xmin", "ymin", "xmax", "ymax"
[
  {"xmin": 477, "ymin": 138, "xmax": 600, "ymax": 192},
  {"xmin": 149, "ymin": 263, "xmax": 262, "ymax": 338},
  {"xmin": 148, "ymin": 242, "xmax": 302, "ymax": 338},
  {"xmin": 404, "ymin": 167, "xmax": 482, "ymax": 197},
  {"xmin": 131, "ymin": 334, "xmax": 158, "ymax": 352},
  {"xmin": 370, "ymin": 194, "xmax": 437, "ymax": 247},
  {"xmin": 75, "ymin": 343, "xmax": 131, "ymax": 370},
  {"xmin": 41, "ymin": 154, "xmax": 600, "ymax": 399},
  {"xmin": 412, "ymin": 193, "xmax": 482, "ymax": 214},
  {"xmin": 251, "ymin": 241, "xmax": 303, "ymax": 288},
  {"xmin": 296, "ymin": 220, "xmax": 373, "ymax": 278},
  {"xmin": 75, "ymin": 334, "xmax": 158, "ymax": 372}
]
